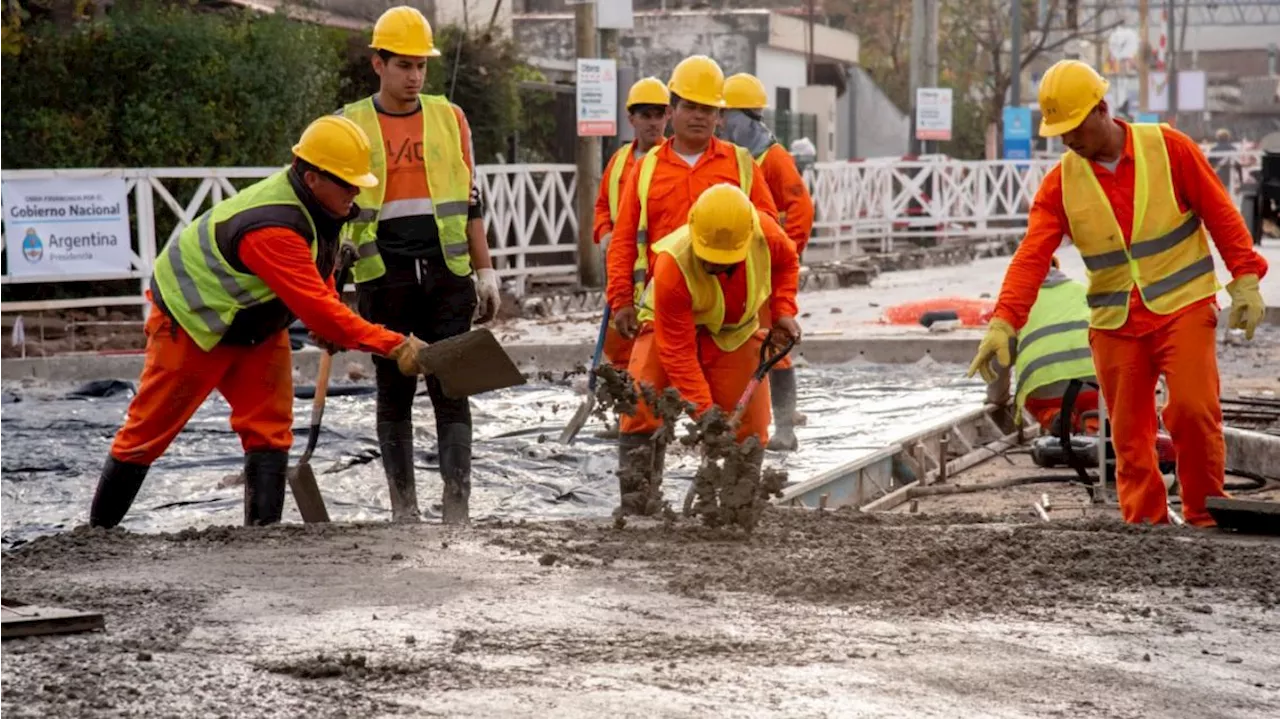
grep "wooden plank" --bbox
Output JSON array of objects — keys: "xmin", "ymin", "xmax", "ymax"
[{"xmin": 2, "ymin": 600, "xmax": 104, "ymax": 639}]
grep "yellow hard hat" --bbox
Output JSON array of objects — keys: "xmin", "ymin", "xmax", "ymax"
[
  {"xmin": 668, "ymin": 55, "xmax": 726, "ymax": 108},
  {"xmin": 370, "ymin": 5, "xmax": 441, "ymax": 58},
  {"xmin": 292, "ymin": 116, "xmax": 379, "ymax": 188},
  {"xmin": 723, "ymin": 73, "xmax": 768, "ymax": 110},
  {"xmin": 1037, "ymin": 60, "xmax": 1110, "ymax": 137},
  {"xmin": 626, "ymin": 77, "xmax": 671, "ymax": 109},
  {"xmin": 689, "ymin": 184, "xmax": 756, "ymax": 265}
]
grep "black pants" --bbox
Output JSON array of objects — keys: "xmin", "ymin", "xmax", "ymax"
[{"xmin": 358, "ymin": 253, "xmax": 477, "ymax": 428}]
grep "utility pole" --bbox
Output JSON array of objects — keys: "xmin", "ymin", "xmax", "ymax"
[
  {"xmin": 908, "ymin": 0, "xmax": 924, "ymax": 154},
  {"xmin": 574, "ymin": 1, "xmax": 602, "ymax": 288},
  {"xmin": 806, "ymin": 0, "xmax": 816, "ymax": 85},
  {"xmin": 600, "ymin": 25, "xmax": 620, "ymax": 161},
  {"xmin": 1139, "ymin": 0, "xmax": 1149, "ymax": 112},
  {"xmin": 1010, "ymin": 0, "xmax": 1022, "ymax": 107},
  {"xmin": 1166, "ymin": 0, "xmax": 1178, "ymax": 124}
]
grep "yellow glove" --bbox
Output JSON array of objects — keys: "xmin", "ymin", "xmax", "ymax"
[
  {"xmin": 387, "ymin": 334, "xmax": 430, "ymax": 377},
  {"xmin": 1226, "ymin": 274, "xmax": 1265, "ymax": 341},
  {"xmin": 966, "ymin": 318, "xmax": 1016, "ymax": 383}
]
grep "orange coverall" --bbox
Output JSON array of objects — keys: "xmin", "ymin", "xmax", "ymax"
[
  {"xmin": 993, "ymin": 121, "xmax": 1269, "ymax": 526},
  {"xmin": 606, "ymin": 136, "xmax": 780, "ymax": 316},
  {"xmin": 110, "ymin": 228, "xmax": 404, "ymax": 466},
  {"xmin": 620, "ymin": 218, "xmax": 800, "ymax": 445},
  {"xmin": 594, "ymin": 146, "xmax": 640, "ymax": 367},
  {"xmin": 755, "ymin": 143, "xmax": 814, "ymax": 371}
]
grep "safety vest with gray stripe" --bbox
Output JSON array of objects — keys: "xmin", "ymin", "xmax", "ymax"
[
  {"xmin": 341, "ymin": 94, "xmax": 473, "ymax": 282},
  {"xmin": 1061, "ymin": 122, "xmax": 1220, "ymax": 330},
  {"xmin": 151, "ymin": 171, "xmax": 320, "ymax": 352},
  {"xmin": 1013, "ymin": 277, "xmax": 1097, "ymax": 413}
]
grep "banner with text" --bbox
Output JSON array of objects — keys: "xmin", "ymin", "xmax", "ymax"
[
  {"xmin": 577, "ymin": 58, "xmax": 618, "ymax": 136},
  {"xmin": 3, "ymin": 177, "xmax": 134, "ymax": 279},
  {"xmin": 915, "ymin": 88, "xmax": 953, "ymax": 142}
]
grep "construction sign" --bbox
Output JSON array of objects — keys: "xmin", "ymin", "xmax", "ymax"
[{"xmin": 576, "ymin": 59, "xmax": 618, "ymax": 137}]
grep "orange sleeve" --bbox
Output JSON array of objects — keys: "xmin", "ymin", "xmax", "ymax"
[
  {"xmin": 764, "ymin": 145, "xmax": 815, "ymax": 253},
  {"xmin": 453, "ymin": 106, "xmax": 475, "ymax": 172},
  {"xmin": 746, "ymin": 159, "xmax": 780, "ymax": 224},
  {"xmin": 607, "ymin": 161, "xmax": 643, "ymax": 312},
  {"xmin": 1163, "ymin": 126, "xmax": 1269, "ymax": 280},
  {"xmin": 651, "ymin": 254, "xmax": 714, "ymax": 413},
  {"xmin": 594, "ymin": 151, "xmax": 618, "ymax": 244},
  {"xmin": 992, "ymin": 166, "xmax": 1066, "ymax": 330},
  {"xmin": 239, "ymin": 228, "xmax": 405, "ymax": 356},
  {"xmin": 763, "ymin": 217, "xmax": 800, "ymax": 320}
]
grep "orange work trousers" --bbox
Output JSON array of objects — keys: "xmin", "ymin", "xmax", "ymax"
[
  {"xmin": 1089, "ymin": 303, "xmax": 1226, "ymax": 527},
  {"xmin": 620, "ymin": 326, "xmax": 772, "ymax": 445},
  {"xmin": 756, "ymin": 304, "xmax": 793, "ymax": 370},
  {"xmin": 602, "ymin": 323, "xmax": 635, "ymax": 369},
  {"xmin": 1025, "ymin": 390, "xmax": 1099, "ymax": 434},
  {"xmin": 110, "ymin": 308, "xmax": 295, "ymax": 465}
]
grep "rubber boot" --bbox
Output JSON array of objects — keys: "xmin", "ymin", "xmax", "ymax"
[
  {"xmin": 720, "ymin": 443, "xmax": 768, "ymax": 529},
  {"xmin": 377, "ymin": 420, "xmax": 420, "ymax": 523},
  {"xmin": 438, "ymin": 422, "xmax": 472, "ymax": 525},
  {"xmin": 617, "ymin": 432, "xmax": 666, "ymax": 516},
  {"xmin": 89, "ymin": 456, "xmax": 149, "ymax": 529},
  {"xmin": 767, "ymin": 367, "xmax": 800, "ymax": 452},
  {"xmin": 243, "ymin": 450, "xmax": 288, "ymax": 526}
]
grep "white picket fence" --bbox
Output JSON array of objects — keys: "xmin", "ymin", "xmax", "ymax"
[{"xmin": 0, "ymin": 150, "xmax": 1261, "ymax": 312}]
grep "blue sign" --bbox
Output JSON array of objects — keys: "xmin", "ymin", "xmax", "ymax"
[
  {"xmin": 1002, "ymin": 106, "xmax": 1033, "ymax": 162},
  {"xmin": 1136, "ymin": 112, "xmax": 1160, "ymax": 124}
]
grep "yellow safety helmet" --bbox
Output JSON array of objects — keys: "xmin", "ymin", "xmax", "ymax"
[
  {"xmin": 626, "ymin": 77, "xmax": 671, "ymax": 109},
  {"xmin": 723, "ymin": 73, "xmax": 768, "ymax": 110},
  {"xmin": 292, "ymin": 116, "xmax": 379, "ymax": 188},
  {"xmin": 668, "ymin": 55, "xmax": 726, "ymax": 108},
  {"xmin": 1037, "ymin": 59, "xmax": 1110, "ymax": 137},
  {"xmin": 370, "ymin": 5, "xmax": 441, "ymax": 58},
  {"xmin": 689, "ymin": 184, "xmax": 757, "ymax": 265}
]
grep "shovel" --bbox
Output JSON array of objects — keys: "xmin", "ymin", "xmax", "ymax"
[
  {"xmin": 416, "ymin": 328, "xmax": 526, "ymax": 399},
  {"xmin": 559, "ymin": 305, "xmax": 611, "ymax": 445}
]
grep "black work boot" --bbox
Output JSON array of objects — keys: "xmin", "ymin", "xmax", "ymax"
[
  {"xmin": 243, "ymin": 450, "xmax": 288, "ymax": 526},
  {"xmin": 438, "ymin": 423, "xmax": 472, "ymax": 525},
  {"xmin": 720, "ymin": 442, "xmax": 768, "ymax": 530},
  {"xmin": 378, "ymin": 420, "xmax": 420, "ymax": 523},
  {"xmin": 89, "ymin": 456, "xmax": 150, "ymax": 529},
  {"xmin": 767, "ymin": 368, "xmax": 800, "ymax": 452},
  {"xmin": 616, "ymin": 432, "xmax": 666, "ymax": 516}
]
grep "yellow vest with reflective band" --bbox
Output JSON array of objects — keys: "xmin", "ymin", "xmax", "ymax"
[
  {"xmin": 1061, "ymin": 123, "xmax": 1220, "ymax": 330},
  {"xmin": 151, "ymin": 171, "xmax": 318, "ymax": 352},
  {"xmin": 632, "ymin": 143, "xmax": 755, "ymax": 307},
  {"xmin": 606, "ymin": 142, "xmax": 633, "ymax": 222},
  {"xmin": 753, "ymin": 143, "xmax": 786, "ymax": 227},
  {"xmin": 636, "ymin": 220, "xmax": 772, "ymax": 353},
  {"xmin": 1013, "ymin": 278, "xmax": 1096, "ymax": 417},
  {"xmin": 341, "ymin": 94, "xmax": 472, "ymax": 282}
]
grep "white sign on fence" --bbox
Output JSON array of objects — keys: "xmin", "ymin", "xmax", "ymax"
[
  {"xmin": 915, "ymin": 87, "xmax": 953, "ymax": 141},
  {"xmin": 2, "ymin": 177, "xmax": 133, "ymax": 279},
  {"xmin": 577, "ymin": 58, "xmax": 618, "ymax": 136}
]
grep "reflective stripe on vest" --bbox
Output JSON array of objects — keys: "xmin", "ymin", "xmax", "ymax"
[
  {"xmin": 636, "ymin": 220, "xmax": 772, "ymax": 353},
  {"xmin": 754, "ymin": 144, "xmax": 786, "ymax": 227},
  {"xmin": 341, "ymin": 94, "xmax": 473, "ymax": 282},
  {"xmin": 1061, "ymin": 123, "xmax": 1220, "ymax": 330},
  {"xmin": 1012, "ymin": 279, "xmax": 1096, "ymax": 413},
  {"xmin": 606, "ymin": 142, "xmax": 633, "ymax": 222},
  {"xmin": 632, "ymin": 143, "xmax": 754, "ymax": 307},
  {"xmin": 150, "ymin": 171, "xmax": 317, "ymax": 352}
]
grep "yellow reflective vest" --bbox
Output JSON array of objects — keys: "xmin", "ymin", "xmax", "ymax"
[
  {"xmin": 605, "ymin": 142, "xmax": 634, "ymax": 222},
  {"xmin": 1013, "ymin": 276, "xmax": 1096, "ymax": 414}
]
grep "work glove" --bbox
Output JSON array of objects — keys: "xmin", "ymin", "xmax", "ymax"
[
  {"xmin": 769, "ymin": 315, "xmax": 802, "ymax": 349},
  {"xmin": 473, "ymin": 267, "xmax": 501, "ymax": 325},
  {"xmin": 387, "ymin": 334, "xmax": 430, "ymax": 377},
  {"xmin": 308, "ymin": 331, "xmax": 344, "ymax": 356},
  {"xmin": 966, "ymin": 318, "xmax": 1016, "ymax": 383},
  {"xmin": 1226, "ymin": 274, "xmax": 1265, "ymax": 341}
]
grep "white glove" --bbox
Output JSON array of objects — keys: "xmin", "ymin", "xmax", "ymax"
[{"xmin": 473, "ymin": 267, "xmax": 501, "ymax": 324}]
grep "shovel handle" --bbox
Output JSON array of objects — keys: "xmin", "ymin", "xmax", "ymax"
[
  {"xmin": 587, "ymin": 306, "xmax": 611, "ymax": 393},
  {"xmin": 728, "ymin": 336, "xmax": 797, "ymax": 427},
  {"xmin": 301, "ymin": 352, "xmax": 333, "ymax": 460}
]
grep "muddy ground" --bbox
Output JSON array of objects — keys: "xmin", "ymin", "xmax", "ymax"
[{"xmin": 4, "ymin": 511, "xmax": 1278, "ymax": 718}]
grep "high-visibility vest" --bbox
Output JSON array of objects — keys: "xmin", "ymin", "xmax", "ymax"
[
  {"xmin": 632, "ymin": 143, "xmax": 754, "ymax": 306},
  {"xmin": 151, "ymin": 171, "xmax": 319, "ymax": 352},
  {"xmin": 1061, "ymin": 122, "xmax": 1220, "ymax": 330},
  {"xmin": 636, "ymin": 220, "xmax": 772, "ymax": 353},
  {"xmin": 1014, "ymin": 278, "xmax": 1097, "ymax": 414},
  {"xmin": 606, "ymin": 142, "xmax": 633, "ymax": 222},
  {"xmin": 753, "ymin": 143, "xmax": 786, "ymax": 227},
  {"xmin": 341, "ymin": 94, "xmax": 472, "ymax": 282}
]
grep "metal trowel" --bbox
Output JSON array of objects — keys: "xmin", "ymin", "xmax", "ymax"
[{"xmin": 417, "ymin": 328, "xmax": 526, "ymax": 399}]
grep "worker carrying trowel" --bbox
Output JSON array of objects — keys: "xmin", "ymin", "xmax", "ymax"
[
  {"xmin": 968, "ymin": 60, "xmax": 1269, "ymax": 527},
  {"xmin": 89, "ymin": 115, "xmax": 429, "ymax": 529},
  {"xmin": 594, "ymin": 76, "xmax": 671, "ymax": 369},
  {"xmin": 720, "ymin": 72, "xmax": 816, "ymax": 452},
  {"xmin": 338, "ymin": 5, "xmax": 499, "ymax": 524},
  {"xmin": 617, "ymin": 184, "xmax": 801, "ymax": 515}
]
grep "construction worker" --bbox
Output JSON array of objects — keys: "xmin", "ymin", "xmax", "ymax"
[
  {"xmin": 1209, "ymin": 128, "xmax": 1242, "ymax": 190},
  {"xmin": 339, "ymin": 6, "xmax": 499, "ymax": 524},
  {"xmin": 968, "ymin": 60, "xmax": 1268, "ymax": 527},
  {"xmin": 618, "ymin": 184, "xmax": 801, "ymax": 515},
  {"xmin": 720, "ymin": 72, "xmax": 816, "ymax": 452},
  {"xmin": 89, "ymin": 116, "xmax": 429, "ymax": 529},
  {"xmin": 594, "ymin": 76, "xmax": 671, "ymax": 369}
]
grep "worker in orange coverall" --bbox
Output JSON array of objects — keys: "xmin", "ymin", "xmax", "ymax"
[
  {"xmin": 720, "ymin": 72, "xmax": 815, "ymax": 451},
  {"xmin": 616, "ymin": 184, "xmax": 801, "ymax": 516},
  {"xmin": 968, "ymin": 60, "xmax": 1268, "ymax": 527},
  {"xmin": 594, "ymin": 77, "xmax": 672, "ymax": 369},
  {"xmin": 90, "ymin": 116, "xmax": 429, "ymax": 528}
]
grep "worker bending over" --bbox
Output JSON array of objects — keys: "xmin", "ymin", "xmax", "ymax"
[
  {"xmin": 90, "ymin": 116, "xmax": 427, "ymax": 529},
  {"xmin": 594, "ymin": 77, "xmax": 671, "ymax": 369},
  {"xmin": 969, "ymin": 60, "xmax": 1268, "ymax": 527},
  {"xmin": 720, "ymin": 72, "xmax": 816, "ymax": 451},
  {"xmin": 339, "ymin": 6, "xmax": 498, "ymax": 524},
  {"xmin": 618, "ymin": 184, "xmax": 801, "ymax": 515}
]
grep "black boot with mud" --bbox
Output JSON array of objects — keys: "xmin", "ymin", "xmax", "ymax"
[
  {"xmin": 439, "ymin": 422, "xmax": 472, "ymax": 525},
  {"xmin": 378, "ymin": 421, "xmax": 420, "ymax": 523},
  {"xmin": 616, "ymin": 432, "xmax": 667, "ymax": 517},
  {"xmin": 767, "ymin": 367, "xmax": 799, "ymax": 452},
  {"xmin": 88, "ymin": 457, "xmax": 149, "ymax": 528},
  {"xmin": 686, "ymin": 410, "xmax": 787, "ymax": 532},
  {"xmin": 243, "ymin": 450, "xmax": 288, "ymax": 526}
]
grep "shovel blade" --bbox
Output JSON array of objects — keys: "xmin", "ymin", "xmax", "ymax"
[
  {"xmin": 287, "ymin": 460, "xmax": 330, "ymax": 524},
  {"xmin": 419, "ymin": 328, "xmax": 526, "ymax": 399},
  {"xmin": 559, "ymin": 395, "xmax": 595, "ymax": 445}
]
